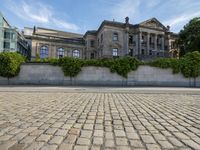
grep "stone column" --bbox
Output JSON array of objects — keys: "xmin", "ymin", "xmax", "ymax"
[
  {"xmin": 161, "ymin": 35, "xmax": 165, "ymax": 51},
  {"xmin": 51, "ymin": 44, "xmax": 56, "ymax": 58},
  {"xmin": 124, "ymin": 27, "xmax": 129, "ymax": 56},
  {"xmin": 154, "ymin": 34, "xmax": 157, "ymax": 51},
  {"xmin": 35, "ymin": 42, "xmax": 38, "ymax": 57},
  {"xmin": 135, "ymin": 34, "xmax": 138, "ymax": 55},
  {"xmin": 147, "ymin": 33, "xmax": 150, "ymax": 55},
  {"xmin": 138, "ymin": 32, "xmax": 142, "ymax": 56}
]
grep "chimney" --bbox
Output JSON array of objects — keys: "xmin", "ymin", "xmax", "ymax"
[{"xmin": 125, "ymin": 17, "xmax": 129, "ymax": 24}]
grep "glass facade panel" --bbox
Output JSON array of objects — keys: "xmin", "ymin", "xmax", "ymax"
[
  {"xmin": 3, "ymin": 41, "xmax": 10, "ymax": 49},
  {"xmin": 4, "ymin": 31, "xmax": 10, "ymax": 39}
]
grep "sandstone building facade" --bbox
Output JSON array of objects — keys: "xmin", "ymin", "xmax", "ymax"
[{"xmin": 24, "ymin": 17, "xmax": 178, "ymax": 60}]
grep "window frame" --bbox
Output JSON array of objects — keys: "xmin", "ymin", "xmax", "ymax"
[
  {"xmin": 113, "ymin": 32, "xmax": 119, "ymax": 41},
  {"xmin": 57, "ymin": 47, "xmax": 65, "ymax": 58},
  {"xmin": 73, "ymin": 50, "xmax": 80, "ymax": 58},
  {"xmin": 40, "ymin": 45, "xmax": 49, "ymax": 59},
  {"xmin": 101, "ymin": 34, "xmax": 103, "ymax": 43},
  {"xmin": 90, "ymin": 40, "xmax": 95, "ymax": 47},
  {"xmin": 112, "ymin": 48, "xmax": 118, "ymax": 56}
]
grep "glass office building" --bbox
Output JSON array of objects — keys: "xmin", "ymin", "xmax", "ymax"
[{"xmin": 0, "ymin": 12, "xmax": 30, "ymax": 58}]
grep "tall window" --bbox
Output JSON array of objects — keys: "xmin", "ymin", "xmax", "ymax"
[
  {"xmin": 3, "ymin": 42, "xmax": 10, "ymax": 49},
  {"xmin": 141, "ymin": 49, "xmax": 145, "ymax": 55},
  {"xmin": 149, "ymin": 37, "xmax": 152, "ymax": 44},
  {"xmin": 57, "ymin": 48, "xmax": 64, "ymax": 58},
  {"xmin": 101, "ymin": 34, "xmax": 103, "ymax": 43},
  {"xmin": 4, "ymin": 31, "xmax": 10, "ymax": 39},
  {"xmin": 112, "ymin": 48, "xmax": 118, "ymax": 56},
  {"xmin": 90, "ymin": 40, "xmax": 95, "ymax": 47},
  {"xmin": 90, "ymin": 53, "xmax": 95, "ymax": 59},
  {"xmin": 129, "ymin": 49, "xmax": 133, "ymax": 56},
  {"xmin": 129, "ymin": 35, "xmax": 133, "ymax": 44},
  {"xmin": 113, "ymin": 33, "xmax": 118, "ymax": 41},
  {"xmin": 73, "ymin": 50, "xmax": 80, "ymax": 58},
  {"xmin": 40, "ymin": 46, "xmax": 48, "ymax": 59}
]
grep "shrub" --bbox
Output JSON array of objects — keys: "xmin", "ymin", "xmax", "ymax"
[
  {"xmin": 0, "ymin": 52, "xmax": 25, "ymax": 78},
  {"xmin": 148, "ymin": 58, "xmax": 180, "ymax": 74},
  {"xmin": 58, "ymin": 57, "xmax": 84, "ymax": 77},
  {"xmin": 149, "ymin": 51, "xmax": 200, "ymax": 78},
  {"xmin": 180, "ymin": 51, "xmax": 200, "ymax": 78},
  {"xmin": 51, "ymin": 57, "xmax": 141, "ymax": 78}
]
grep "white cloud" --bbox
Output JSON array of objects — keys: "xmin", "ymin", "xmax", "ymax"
[
  {"xmin": 164, "ymin": 12, "xmax": 200, "ymax": 27},
  {"xmin": 163, "ymin": 11, "xmax": 200, "ymax": 32},
  {"xmin": 111, "ymin": 0, "xmax": 141, "ymax": 21},
  {"xmin": 146, "ymin": 0, "xmax": 160, "ymax": 8},
  {"xmin": 52, "ymin": 19, "xmax": 80, "ymax": 31},
  {"xmin": 5, "ymin": 0, "xmax": 79, "ymax": 31},
  {"xmin": 8, "ymin": 0, "xmax": 52, "ymax": 23}
]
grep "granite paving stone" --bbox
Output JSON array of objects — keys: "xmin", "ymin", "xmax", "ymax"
[{"xmin": 0, "ymin": 88, "xmax": 199, "ymax": 150}]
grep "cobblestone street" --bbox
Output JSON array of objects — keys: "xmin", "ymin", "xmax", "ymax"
[{"xmin": 0, "ymin": 87, "xmax": 200, "ymax": 150}]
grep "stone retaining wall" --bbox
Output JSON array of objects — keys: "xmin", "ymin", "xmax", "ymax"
[{"xmin": 0, "ymin": 63, "xmax": 199, "ymax": 87}]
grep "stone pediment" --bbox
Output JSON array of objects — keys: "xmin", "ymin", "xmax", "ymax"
[{"xmin": 139, "ymin": 18, "xmax": 167, "ymax": 31}]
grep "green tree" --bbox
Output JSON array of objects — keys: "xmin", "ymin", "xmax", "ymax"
[
  {"xmin": 179, "ymin": 17, "xmax": 200, "ymax": 56},
  {"xmin": 0, "ymin": 52, "xmax": 25, "ymax": 79}
]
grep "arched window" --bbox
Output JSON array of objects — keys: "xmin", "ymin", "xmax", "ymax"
[
  {"xmin": 40, "ymin": 46, "xmax": 48, "ymax": 59},
  {"xmin": 113, "ymin": 33, "xmax": 118, "ymax": 41},
  {"xmin": 57, "ymin": 48, "xmax": 64, "ymax": 58},
  {"xmin": 73, "ymin": 50, "xmax": 80, "ymax": 58}
]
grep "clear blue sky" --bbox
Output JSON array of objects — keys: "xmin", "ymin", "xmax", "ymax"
[{"xmin": 0, "ymin": 0, "xmax": 200, "ymax": 34}]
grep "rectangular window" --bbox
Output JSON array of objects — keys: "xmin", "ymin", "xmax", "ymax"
[
  {"xmin": 129, "ymin": 35, "xmax": 133, "ymax": 44},
  {"xmin": 149, "ymin": 50, "xmax": 152, "ymax": 55},
  {"xmin": 90, "ymin": 40, "xmax": 94, "ymax": 47},
  {"xmin": 113, "ymin": 33, "xmax": 118, "ymax": 41},
  {"xmin": 3, "ymin": 41, "xmax": 10, "ymax": 49},
  {"xmin": 101, "ymin": 34, "xmax": 103, "ymax": 43},
  {"xmin": 11, "ymin": 33, "xmax": 15, "ymax": 40},
  {"xmin": 141, "ymin": 49, "xmax": 145, "ymax": 55},
  {"xmin": 90, "ymin": 53, "xmax": 95, "ymax": 59},
  {"xmin": 112, "ymin": 48, "xmax": 118, "ymax": 56},
  {"xmin": 4, "ymin": 31, "xmax": 10, "ymax": 39},
  {"xmin": 129, "ymin": 49, "xmax": 133, "ymax": 56}
]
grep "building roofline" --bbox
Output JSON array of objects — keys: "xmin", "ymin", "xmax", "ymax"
[
  {"xmin": 83, "ymin": 30, "xmax": 97, "ymax": 37},
  {"xmin": 0, "ymin": 11, "xmax": 11, "ymax": 27},
  {"xmin": 35, "ymin": 27, "xmax": 83, "ymax": 37}
]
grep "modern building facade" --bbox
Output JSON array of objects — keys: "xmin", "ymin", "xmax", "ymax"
[
  {"xmin": 24, "ymin": 17, "xmax": 178, "ymax": 60},
  {"xmin": 0, "ymin": 12, "xmax": 30, "ymax": 58}
]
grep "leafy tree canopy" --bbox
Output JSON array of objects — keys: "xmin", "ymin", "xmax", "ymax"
[{"xmin": 179, "ymin": 17, "xmax": 200, "ymax": 55}]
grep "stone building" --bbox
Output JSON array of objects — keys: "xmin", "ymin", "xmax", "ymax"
[
  {"xmin": 24, "ymin": 17, "xmax": 178, "ymax": 60},
  {"xmin": 24, "ymin": 27, "xmax": 85, "ymax": 60},
  {"xmin": 84, "ymin": 17, "xmax": 178, "ymax": 60},
  {"xmin": 0, "ymin": 12, "xmax": 30, "ymax": 57}
]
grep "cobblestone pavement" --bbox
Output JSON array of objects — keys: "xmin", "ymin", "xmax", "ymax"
[{"xmin": 0, "ymin": 87, "xmax": 200, "ymax": 150}]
